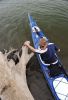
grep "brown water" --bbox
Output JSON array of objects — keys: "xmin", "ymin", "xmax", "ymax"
[{"xmin": 0, "ymin": 0, "xmax": 68, "ymax": 99}]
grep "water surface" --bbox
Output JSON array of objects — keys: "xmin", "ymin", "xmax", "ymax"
[{"xmin": 0, "ymin": 0, "xmax": 68, "ymax": 99}]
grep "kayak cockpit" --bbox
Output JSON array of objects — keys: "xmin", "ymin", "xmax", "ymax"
[{"xmin": 39, "ymin": 54, "xmax": 67, "ymax": 78}]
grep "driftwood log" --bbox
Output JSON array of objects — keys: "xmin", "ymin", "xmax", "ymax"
[{"xmin": 0, "ymin": 46, "xmax": 34, "ymax": 100}]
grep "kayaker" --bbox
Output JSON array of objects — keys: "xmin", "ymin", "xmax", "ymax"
[
  {"xmin": 24, "ymin": 38, "xmax": 68, "ymax": 77},
  {"xmin": 24, "ymin": 37, "xmax": 60, "ymax": 65}
]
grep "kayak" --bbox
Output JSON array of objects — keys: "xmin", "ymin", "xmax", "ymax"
[{"xmin": 28, "ymin": 14, "xmax": 68, "ymax": 100}]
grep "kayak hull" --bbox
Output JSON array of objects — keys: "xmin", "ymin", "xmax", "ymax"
[{"xmin": 28, "ymin": 14, "xmax": 68, "ymax": 100}]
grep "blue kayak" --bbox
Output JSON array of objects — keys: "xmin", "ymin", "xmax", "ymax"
[{"xmin": 28, "ymin": 14, "xmax": 68, "ymax": 100}]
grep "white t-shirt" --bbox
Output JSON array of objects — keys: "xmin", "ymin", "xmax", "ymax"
[
  {"xmin": 35, "ymin": 43, "xmax": 54, "ymax": 54},
  {"xmin": 35, "ymin": 47, "xmax": 48, "ymax": 54}
]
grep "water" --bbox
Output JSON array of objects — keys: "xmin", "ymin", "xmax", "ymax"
[
  {"xmin": 0, "ymin": 0, "xmax": 68, "ymax": 99},
  {"xmin": 0, "ymin": 0, "xmax": 68, "ymax": 65}
]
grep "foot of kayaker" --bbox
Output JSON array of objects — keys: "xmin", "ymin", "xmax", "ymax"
[
  {"xmin": 34, "ymin": 27, "xmax": 39, "ymax": 35},
  {"xmin": 34, "ymin": 27, "xmax": 44, "ymax": 38}
]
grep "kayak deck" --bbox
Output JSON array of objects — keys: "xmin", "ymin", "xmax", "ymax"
[{"xmin": 53, "ymin": 77, "xmax": 68, "ymax": 99}]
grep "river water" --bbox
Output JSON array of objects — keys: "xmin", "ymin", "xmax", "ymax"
[{"xmin": 0, "ymin": 0, "xmax": 68, "ymax": 99}]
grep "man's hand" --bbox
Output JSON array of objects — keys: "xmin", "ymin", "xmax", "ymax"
[
  {"xmin": 24, "ymin": 41, "xmax": 35, "ymax": 52},
  {"xmin": 58, "ymin": 49, "xmax": 60, "ymax": 52},
  {"xmin": 24, "ymin": 41, "xmax": 30, "ymax": 47}
]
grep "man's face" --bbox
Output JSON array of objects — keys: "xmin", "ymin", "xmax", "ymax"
[{"xmin": 39, "ymin": 38, "xmax": 47, "ymax": 48}]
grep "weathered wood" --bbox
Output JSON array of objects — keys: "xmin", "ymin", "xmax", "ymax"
[{"xmin": 0, "ymin": 46, "xmax": 34, "ymax": 100}]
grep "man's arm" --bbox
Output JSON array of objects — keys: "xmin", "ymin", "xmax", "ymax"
[
  {"xmin": 26, "ymin": 44, "xmax": 36, "ymax": 52},
  {"xmin": 24, "ymin": 41, "xmax": 48, "ymax": 54},
  {"xmin": 24, "ymin": 41, "xmax": 36, "ymax": 52}
]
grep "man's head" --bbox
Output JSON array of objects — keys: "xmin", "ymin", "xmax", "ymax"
[{"xmin": 39, "ymin": 37, "xmax": 48, "ymax": 48}]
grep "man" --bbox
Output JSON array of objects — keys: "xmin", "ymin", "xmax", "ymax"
[
  {"xmin": 24, "ymin": 37, "xmax": 60, "ymax": 65},
  {"xmin": 24, "ymin": 37, "xmax": 68, "ymax": 77}
]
